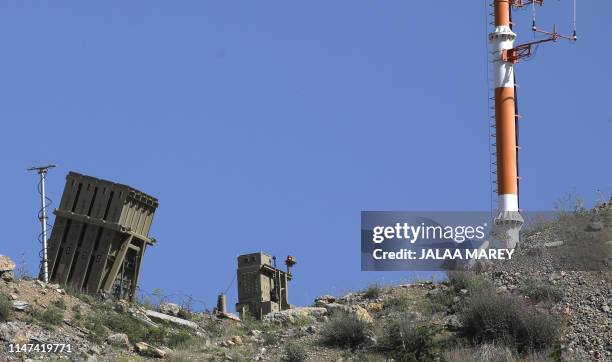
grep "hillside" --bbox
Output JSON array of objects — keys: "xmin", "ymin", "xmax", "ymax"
[{"xmin": 0, "ymin": 204, "xmax": 611, "ymax": 361}]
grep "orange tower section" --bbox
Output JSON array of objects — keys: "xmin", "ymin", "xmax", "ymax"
[{"xmin": 489, "ymin": 0, "xmax": 523, "ymax": 248}]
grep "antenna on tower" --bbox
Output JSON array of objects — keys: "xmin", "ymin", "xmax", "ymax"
[
  {"xmin": 503, "ymin": 0, "xmax": 577, "ymax": 64},
  {"xmin": 28, "ymin": 164, "xmax": 56, "ymax": 283}
]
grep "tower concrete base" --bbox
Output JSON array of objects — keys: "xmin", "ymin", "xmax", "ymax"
[
  {"xmin": 464, "ymin": 210, "xmax": 523, "ymax": 270},
  {"xmin": 491, "ymin": 210, "xmax": 524, "ymax": 249}
]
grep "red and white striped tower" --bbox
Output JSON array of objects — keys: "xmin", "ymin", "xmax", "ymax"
[
  {"xmin": 490, "ymin": 0, "xmax": 523, "ymax": 248},
  {"xmin": 473, "ymin": 0, "xmax": 576, "ymax": 254}
]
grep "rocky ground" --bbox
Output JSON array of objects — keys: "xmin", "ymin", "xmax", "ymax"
[
  {"xmin": 0, "ymin": 203, "xmax": 610, "ymax": 361},
  {"xmin": 481, "ymin": 202, "xmax": 612, "ymax": 361}
]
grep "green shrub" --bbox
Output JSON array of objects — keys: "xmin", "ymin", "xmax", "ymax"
[
  {"xmin": 0, "ymin": 294, "xmax": 13, "ymax": 322},
  {"xmin": 282, "ymin": 342, "xmax": 308, "ymax": 362},
  {"xmin": 31, "ymin": 306, "xmax": 64, "ymax": 329},
  {"xmin": 460, "ymin": 289, "xmax": 560, "ymax": 353},
  {"xmin": 381, "ymin": 315, "xmax": 440, "ymax": 362},
  {"xmin": 145, "ymin": 327, "xmax": 167, "ymax": 345},
  {"xmin": 103, "ymin": 313, "xmax": 148, "ymax": 342},
  {"xmin": 386, "ymin": 293, "xmax": 411, "ymax": 310},
  {"xmin": 461, "ymin": 290, "xmax": 520, "ymax": 344},
  {"xmin": 177, "ymin": 308, "xmax": 193, "ymax": 320},
  {"xmin": 52, "ymin": 298, "xmax": 67, "ymax": 310},
  {"xmin": 263, "ymin": 330, "xmax": 278, "ymax": 346},
  {"xmin": 363, "ymin": 283, "xmax": 382, "ymax": 299},
  {"xmin": 72, "ymin": 304, "xmax": 82, "ymax": 320},
  {"xmin": 321, "ymin": 311, "xmax": 372, "ymax": 349},
  {"xmin": 518, "ymin": 311, "xmax": 561, "ymax": 352},
  {"xmin": 81, "ymin": 314, "xmax": 107, "ymax": 343},
  {"xmin": 292, "ymin": 313, "xmax": 315, "ymax": 327},
  {"xmin": 201, "ymin": 318, "xmax": 224, "ymax": 338},
  {"xmin": 519, "ymin": 279, "xmax": 563, "ymax": 303},
  {"xmin": 419, "ymin": 290, "xmax": 454, "ymax": 316},
  {"xmin": 72, "ymin": 292, "xmax": 95, "ymax": 305},
  {"xmin": 167, "ymin": 331, "xmax": 195, "ymax": 348},
  {"xmin": 103, "ymin": 313, "xmax": 169, "ymax": 345},
  {"xmin": 448, "ymin": 272, "xmax": 493, "ymax": 293}
]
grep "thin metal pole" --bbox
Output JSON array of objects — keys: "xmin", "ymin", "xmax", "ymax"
[
  {"xmin": 40, "ymin": 170, "xmax": 49, "ymax": 283},
  {"xmin": 28, "ymin": 164, "xmax": 55, "ymax": 283}
]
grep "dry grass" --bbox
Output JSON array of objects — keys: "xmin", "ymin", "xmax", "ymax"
[{"xmin": 443, "ymin": 344, "xmax": 516, "ymax": 362}]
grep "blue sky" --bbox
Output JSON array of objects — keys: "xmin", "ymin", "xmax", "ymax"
[{"xmin": 1, "ymin": 1, "xmax": 609, "ymax": 309}]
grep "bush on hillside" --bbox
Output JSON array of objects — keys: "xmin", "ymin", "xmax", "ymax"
[
  {"xmin": 282, "ymin": 342, "xmax": 308, "ymax": 362},
  {"xmin": 363, "ymin": 283, "xmax": 382, "ymax": 299},
  {"xmin": 448, "ymin": 272, "xmax": 493, "ymax": 293},
  {"xmin": 30, "ymin": 306, "xmax": 64, "ymax": 329},
  {"xmin": 0, "ymin": 293, "xmax": 13, "ymax": 322},
  {"xmin": 460, "ymin": 289, "xmax": 561, "ymax": 353},
  {"xmin": 321, "ymin": 311, "xmax": 373, "ymax": 349},
  {"xmin": 519, "ymin": 279, "xmax": 563, "ymax": 303},
  {"xmin": 381, "ymin": 315, "xmax": 440, "ymax": 362}
]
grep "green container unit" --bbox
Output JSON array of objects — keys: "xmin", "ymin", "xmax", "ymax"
[{"xmin": 46, "ymin": 172, "xmax": 158, "ymax": 300}]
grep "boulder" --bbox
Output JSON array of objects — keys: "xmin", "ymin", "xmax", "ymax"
[
  {"xmin": 366, "ymin": 302, "xmax": 384, "ymax": 312},
  {"xmin": 107, "ymin": 333, "xmax": 130, "ymax": 348},
  {"xmin": 0, "ymin": 255, "xmax": 15, "ymax": 272},
  {"xmin": 314, "ymin": 294, "xmax": 336, "ymax": 307},
  {"xmin": 352, "ymin": 305, "xmax": 374, "ymax": 324},
  {"xmin": 445, "ymin": 315, "xmax": 463, "ymax": 331},
  {"xmin": 321, "ymin": 302, "xmax": 350, "ymax": 314},
  {"xmin": 586, "ymin": 221, "xmax": 604, "ymax": 232},
  {"xmin": 300, "ymin": 325, "xmax": 317, "ymax": 334},
  {"xmin": 248, "ymin": 329, "xmax": 262, "ymax": 337},
  {"xmin": 159, "ymin": 302, "xmax": 181, "ymax": 316},
  {"xmin": 339, "ymin": 293, "xmax": 358, "ymax": 303},
  {"xmin": 263, "ymin": 307, "xmax": 327, "ymax": 325},
  {"xmin": 217, "ymin": 311, "xmax": 241, "ymax": 322},
  {"xmin": 114, "ymin": 299, "xmax": 129, "ymax": 314},
  {"xmin": 128, "ymin": 307, "xmax": 159, "ymax": 328},
  {"xmin": 135, "ymin": 341, "xmax": 168, "ymax": 358},
  {"xmin": 12, "ymin": 301, "xmax": 29, "ymax": 311},
  {"xmin": 230, "ymin": 335, "xmax": 243, "ymax": 345},
  {"xmin": 322, "ymin": 303, "xmax": 373, "ymax": 324},
  {"xmin": 1, "ymin": 272, "xmax": 13, "ymax": 282},
  {"xmin": 548, "ymin": 272, "xmax": 564, "ymax": 281},
  {"xmin": 145, "ymin": 309, "xmax": 198, "ymax": 330}
]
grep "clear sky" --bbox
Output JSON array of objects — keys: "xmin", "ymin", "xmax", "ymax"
[{"xmin": 1, "ymin": 1, "xmax": 609, "ymax": 309}]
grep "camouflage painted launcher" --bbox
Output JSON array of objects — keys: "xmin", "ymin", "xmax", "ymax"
[
  {"xmin": 47, "ymin": 172, "xmax": 158, "ymax": 300},
  {"xmin": 236, "ymin": 252, "xmax": 293, "ymax": 320}
]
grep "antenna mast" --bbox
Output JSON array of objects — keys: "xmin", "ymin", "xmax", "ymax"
[
  {"xmin": 488, "ymin": 0, "xmax": 576, "ymax": 248},
  {"xmin": 28, "ymin": 164, "xmax": 56, "ymax": 283}
]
